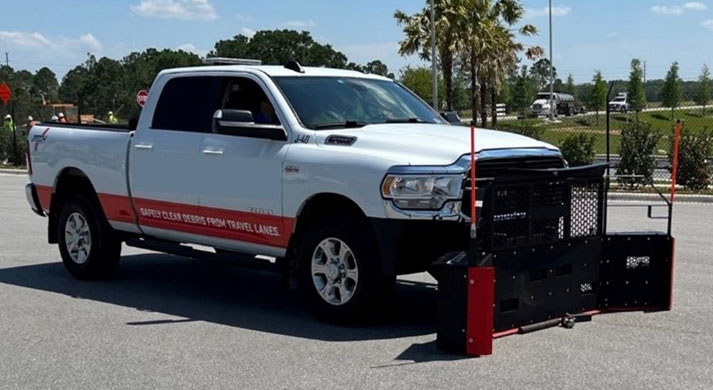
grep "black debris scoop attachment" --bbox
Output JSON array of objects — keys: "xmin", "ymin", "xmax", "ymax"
[{"xmin": 435, "ymin": 162, "xmax": 674, "ymax": 357}]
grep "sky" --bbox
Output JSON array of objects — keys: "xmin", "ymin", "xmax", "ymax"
[{"xmin": 1, "ymin": 0, "xmax": 712, "ymax": 83}]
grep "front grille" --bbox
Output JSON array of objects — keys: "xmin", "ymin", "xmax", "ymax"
[
  {"xmin": 462, "ymin": 157, "xmax": 604, "ymax": 251},
  {"xmin": 462, "ymin": 156, "xmax": 565, "ymax": 219}
]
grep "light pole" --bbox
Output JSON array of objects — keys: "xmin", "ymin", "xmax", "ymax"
[
  {"xmin": 548, "ymin": 0, "xmax": 555, "ymax": 121},
  {"xmin": 431, "ymin": 0, "xmax": 438, "ymax": 110}
]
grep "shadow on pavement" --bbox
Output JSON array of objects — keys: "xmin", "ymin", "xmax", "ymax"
[{"xmin": 0, "ymin": 253, "xmax": 439, "ymax": 342}]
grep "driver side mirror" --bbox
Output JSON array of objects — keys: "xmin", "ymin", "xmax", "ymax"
[{"xmin": 212, "ymin": 109, "xmax": 287, "ymax": 141}]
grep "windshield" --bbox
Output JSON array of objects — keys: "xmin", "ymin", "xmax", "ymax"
[
  {"xmin": 274, "ymin": 76, "xmax": 444, "ymax": 129},
  {"xmin": 536, "ymin": 93, "xmax": 553, "ymax": 100},
  {"xmin": 612, "ymin": 97, "xmax": 626, "ymax": 102}
]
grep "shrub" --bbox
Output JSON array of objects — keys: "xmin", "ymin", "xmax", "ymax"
[
  {"xmin": 617, "ymin": 122, "xmax": 661, "ymax": 188},
  {"xmin": 559, "ymin": 133, "xmax": 596, "ymax": 166},
  {"xmin": 670, "ymin": 129, "xmax": 713, "ymax": 190},
  {"xmin": 497, "ymin": 120, "xmax": 544, "ymax": 140}
]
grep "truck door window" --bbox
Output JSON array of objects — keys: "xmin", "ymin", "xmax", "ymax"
[
  {"xmin": 220, "ymin": 78, "xmax": 281, "ymax": 125},
  {"xmin": 152, "ymin": 76, "xmax": 221, "ymax": 133}
]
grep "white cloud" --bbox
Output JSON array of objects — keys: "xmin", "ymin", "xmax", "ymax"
[
  {"xmin": 78, "ymin": 34, "xmax": 102, "ymax": 51},
  {"xmin": 684, "ymin": 2, "xmax": 708, "ymax": 10},
  {"xmin": 701, "ymin": 19, "xmax": 713, "ymax": 29},
  {"xmin": 0, "ymin": 31, "xmax": 101, "ymax": 52},
  {"xmin": 652, "ymin": 2, "xmax": 707, "ymax": 14},
  {"xmin": 176, "ymin": 43, "xmax": 207, "ymax": 57},
  {"xmin": 130, "ymin": 0, "xmax": 217, "ymax": 21},
  {"xmin": 177, "ymin": 43, "xmax": 198, "ymax": 53},
  {"xmin": 241, "ymin": 28, "xmax": 256, "ymax": 38},
  {"xmin": 0, "ymin": 31, "xmax": 51, "ymax": 48},
  {"xmin": 283, "ymin": 20, "xmax": 317, "ymax": 29},
  {"xmin": 525, "ymin": 5, "xmax": 572, "ymax": 19},
  {"xmin": 236, "ymin": 13, "xmax": 252, "ymax": 22}
]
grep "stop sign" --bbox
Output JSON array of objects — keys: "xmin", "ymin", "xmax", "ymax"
[
  {"xmin": 136, "ymin": 90, "xmax": 149, "ymax": 107},
  {"xmin": 0, "ymin": 82, "xmax": 11, "ymax": 105}
]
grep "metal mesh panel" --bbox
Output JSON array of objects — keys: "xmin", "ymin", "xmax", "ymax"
[
  {"xmin": 491, "ymin": 185, "xmax": 529, "ymax": 249},
  {"xmin": 481, "ymin": 170, "xmax": 604, "ymax": 251},
  {"xmin": 570, "ymin": 181, "xmax": 602, "ymax": 238}
]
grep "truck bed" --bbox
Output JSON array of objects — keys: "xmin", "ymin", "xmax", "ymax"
[{"xmin": 27, "ymin": 123, "xmax": 136, "ymax": 232}]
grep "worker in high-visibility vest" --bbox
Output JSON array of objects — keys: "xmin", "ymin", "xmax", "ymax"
[
  {"xmin": 107, "ymin": 111, "xmax": 119, "ymax": 124},
  {"xmin": 1, "ymin": 114, "xmax": 14, "ymax": 164}
]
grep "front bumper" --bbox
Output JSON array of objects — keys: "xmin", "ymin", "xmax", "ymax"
[{"xmin": 25, "ymin": 183, "xmax": 45, "ymax": 217}]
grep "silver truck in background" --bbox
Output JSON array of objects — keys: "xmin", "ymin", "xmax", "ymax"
[{"xmin": 530, "ymin": 92, "xmax": 580, "ymax": 117}]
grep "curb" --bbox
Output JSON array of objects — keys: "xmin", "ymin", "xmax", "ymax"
[
  {"xmin": 608, "ymin": 192, "xmax": 713, "ymax": 204},
  {"xmin": 0, "ymin": 168, "xmax": 27, "ymax": 175}
]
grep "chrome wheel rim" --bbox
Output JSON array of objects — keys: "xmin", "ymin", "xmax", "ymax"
[
  {"xmin": 311, "ymin": 237, "xmax": 358, "ymax": 306},
  {"xmin": 64, "ymin": 212, "xmax": 91, "ymax": 264}
]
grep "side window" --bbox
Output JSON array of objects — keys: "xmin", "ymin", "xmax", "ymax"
[
  {"xmin": 152, "ymin": 76, "xmax": 221, "ymax": 132},
  {"xmin": 220, "ymin": 77, "xmax": 281, "ymax": 125}
]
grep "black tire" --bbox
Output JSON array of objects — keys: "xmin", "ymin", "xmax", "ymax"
[
  {"xmin": 57, "ymin": 195, "xmax": 121, "ymax": 280},
  {"xmin": 297, "ymin": 215, "xmax": 393, "ymax": 323}
]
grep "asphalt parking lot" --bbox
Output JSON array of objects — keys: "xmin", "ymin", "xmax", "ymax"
[{"xmin": 1, "ymin": 173, "xmax": 712, "ymax": 390}]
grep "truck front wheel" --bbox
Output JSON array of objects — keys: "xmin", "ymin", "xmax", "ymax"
[
  {"xmin": 298, "ymin": 216, "xmax": 392, "ymax": 323},
  {"xmin": 57, "ymin": 195, "xmax": 121, "ymax": 280}
]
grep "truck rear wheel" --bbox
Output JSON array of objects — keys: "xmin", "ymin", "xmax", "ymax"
[
  {"xmin": 57, "ymin": 195, "xmax": 121, "ymax": 280},
  {"xmin": 298, "ymin": 216, "xmax": 392, "ymax": 323}
]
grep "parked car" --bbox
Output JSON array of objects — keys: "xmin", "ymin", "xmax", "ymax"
[{"xmin": 608, "ymin": 93, "xmax": 629, "ymax": 113}]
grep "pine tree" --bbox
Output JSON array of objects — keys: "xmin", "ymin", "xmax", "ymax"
[
  {"xmin": 565, "ymin": 74, "xmax": 575, "ymax": 97},
  {"xmin": 696, "ymin": 64, "xmax": 711, "ymax": 115},
  {"xmin": 661, "ymin": 62, "xmax": 683, "ymax": 121},
  {"xmin": 590, "ymin": 70, "xmax": 607, "ymax": 125},
  {"xmin": 628, "ymin": 59, "xmax": 647, "ymax": 120}
]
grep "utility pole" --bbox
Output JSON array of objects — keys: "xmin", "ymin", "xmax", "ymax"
[
  {"xmin": 430, "ymin": 0, "xmax": 438, "ymax": 110},
  {"xmin": 4, "ymin": 52, "xmax": 8, "ymax": 67},
  {"xmin": 548, "ymin": 0, "xmax": 555, "ymax": 122},
  {"xmin": 643, "ymin": 60, "xmax": 647, "ymax": 108}
]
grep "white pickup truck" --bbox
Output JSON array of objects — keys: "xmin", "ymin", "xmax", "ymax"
[{"xmin": 26, "ymin": 61, "xmax": 564, "ymax": 321}]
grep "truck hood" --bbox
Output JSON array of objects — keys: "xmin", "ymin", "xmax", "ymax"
[{"xmin": 314, "ymin": 123, "xmax": 559, "ymax": 166}]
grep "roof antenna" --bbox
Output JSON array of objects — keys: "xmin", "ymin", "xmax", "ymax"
[{"xmin": 284, "ymin": 60, "xmax": 305, "ymax": 73}]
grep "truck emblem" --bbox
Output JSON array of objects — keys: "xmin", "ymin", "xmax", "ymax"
[
  {"xmin": 295, "ymin": 135, "xmax": 311, "ymax": 144},
  {"xmin": 31, "ymin": 127, "xmax": 50, "ymax": 151}
]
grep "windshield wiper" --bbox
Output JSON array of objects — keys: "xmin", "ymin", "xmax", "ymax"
[
  {"xmin": 385, "ymin": 117, "xmax": 426, "ymax": 124},
  {"xmin": 314, "ymin": 120, "xmax": 368, "ymax": 130}
]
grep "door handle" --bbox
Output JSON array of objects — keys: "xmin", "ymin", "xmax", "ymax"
[
  {"xmin": 202, "ymin": 149, "xmax": 224, "ymax": 156},
  {"xmin": 134, "ymin": 144, "xmax": 153, "ymax": 150}
]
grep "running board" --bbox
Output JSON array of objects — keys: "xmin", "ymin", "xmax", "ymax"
[{"xmin": 124, "ymin": 237, "xmax": 281, "ymax": 273}]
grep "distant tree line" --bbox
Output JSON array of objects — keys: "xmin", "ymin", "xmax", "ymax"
[{"xmin": 0, "ymin": 29, "xmax": 398, "ymax": 126}]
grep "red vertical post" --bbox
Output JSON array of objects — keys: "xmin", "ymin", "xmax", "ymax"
[
  {"xmin": 670, "ymin": 121, "xmax": 682, "ymax": 203},
  {"xmin": 470, "ymin": 123, "xmax": 477, "ymax": 233},
  {"xmin": 466, "ymin": 267, "xmax": 495, "ymax": 356}
]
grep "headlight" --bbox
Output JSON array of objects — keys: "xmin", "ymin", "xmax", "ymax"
[{"xmin": 381, "ymin": 175, "xmax": 463, "ymax": 210}]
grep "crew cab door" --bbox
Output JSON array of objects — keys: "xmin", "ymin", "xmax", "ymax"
[
  {"xmin": 129, "ymin": 76, "xmax": 221, "ymax": 240},
  {"xmin": 196, "ymin": 75, "xmax": 291, "ymax": 255}
]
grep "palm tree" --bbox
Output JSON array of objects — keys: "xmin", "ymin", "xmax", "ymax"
[
  {"xmin": 395, "ymin": 0, "xmax": 464, "ymax": 111},
  {"xmin": 458, "ymin": 0, "xmax": 541, "ymax": 127}
]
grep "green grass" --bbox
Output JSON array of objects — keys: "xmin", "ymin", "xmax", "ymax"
[{"xmin": 496, "ymin": 107, "xmax": 713, "ymax": 154}]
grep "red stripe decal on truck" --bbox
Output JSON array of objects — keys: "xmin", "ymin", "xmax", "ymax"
[
  {"xmin": 34, "ymin": 187, "xmax": 293, "ymax": 249},
  {"xmin": 131, "ymin": 197, "xmax": 294, "ymax": 248},
  {"xmin": 35, "ymin": 185, "xmax": 53, "ymax": 211},
  {"xmin": 97, "ymin": 193, "xmax": 136, "ymax": 224}
]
